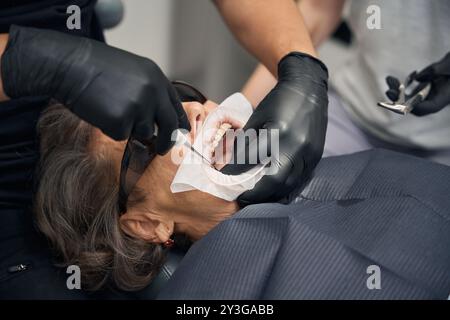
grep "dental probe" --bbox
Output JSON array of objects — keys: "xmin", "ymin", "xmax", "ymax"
[
  {"xmin": 154, "ymin": 125, "xmax": 212, "ymax": 165},
  {"xmin": 173, "ymin": 129, "xmax": 212, "ymax": 165},
  {"xmin": 183, "ymin": 140, "xmax": 212, "ymax": 166}
]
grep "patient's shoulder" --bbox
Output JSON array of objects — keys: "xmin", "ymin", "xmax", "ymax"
[{"xmin": 233, "ymin": 203, "xmax": 291, "ymax": 219}]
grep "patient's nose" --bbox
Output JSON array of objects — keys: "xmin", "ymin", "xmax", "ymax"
[{"xmin": 182, "ymin": 102, "xmax": 207, "ymax": 138}]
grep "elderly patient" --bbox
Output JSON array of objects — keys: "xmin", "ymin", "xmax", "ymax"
[
  {"xmin": 35, "ymin": 99, "xmax": 239, "ymax": 291},
  {"xmin": 35, "ymin": 100, "xmax": 450, "ymax": 299}
]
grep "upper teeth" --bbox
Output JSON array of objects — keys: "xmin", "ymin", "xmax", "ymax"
[{"xmin": 211, "ymin": 123, "xmax": 232, "ymax": 150}]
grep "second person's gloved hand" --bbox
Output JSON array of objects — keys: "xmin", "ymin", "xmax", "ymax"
[
  {"xmin": 1, "ymin": 25, "xmax": 189, "ymax": 154},
  {"xmin": 221, "ymin": 52, "xmax": 329, "ymax": 206},
  {"xmin": 385, "ymin": 52, "xmax": 450, "ymax": 116}
]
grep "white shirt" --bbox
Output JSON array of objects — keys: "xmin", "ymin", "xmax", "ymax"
[{"xmin": 331, "ymin": 0, "xmax": 450, "ymax": 149}]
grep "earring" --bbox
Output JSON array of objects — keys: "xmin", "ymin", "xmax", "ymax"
[{"xmin": 163, "ymin": 238, "xmax": 174, "ymax": 248}]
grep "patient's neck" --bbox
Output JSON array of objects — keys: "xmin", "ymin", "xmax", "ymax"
[
  {"xmin": 171, "ymin": 191, "xmax": 238, "ymax": 241},
  {"xmin": 142, "ymin": 154, "xmax": 239, "ymax": 241}
]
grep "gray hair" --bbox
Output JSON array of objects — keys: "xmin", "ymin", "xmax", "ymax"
[{"xmin": 34, "ymin": 103, "xmax": 165, "ymax": 291}]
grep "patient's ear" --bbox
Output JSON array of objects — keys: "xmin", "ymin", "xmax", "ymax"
[{"xmin": 120, "ymin": 209, "xmax": 173, "ymax": 244}]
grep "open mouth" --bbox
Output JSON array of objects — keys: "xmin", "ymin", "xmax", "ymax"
[{"xmin": 210, "ymin": 122, "xmax": 235, "ymax": 170}]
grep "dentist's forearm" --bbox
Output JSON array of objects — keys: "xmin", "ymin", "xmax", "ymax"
[
  {"xmin": 0, "ymin": 33, "xmax": 9, "ymax": 101},
  {"xmin": 298, "ymin": 0, "xmax": 346, "ymax": 47},
  {"xmin": 214, "ymin": 0, "xmax": 316, "ymax": 76},
  {"xmin": 242, "ymin": 0, "xmax": 345, "ymax": 106},
  {"xmin": 242, "ymin": 64, "xmax": 277, "ymax": 107}
]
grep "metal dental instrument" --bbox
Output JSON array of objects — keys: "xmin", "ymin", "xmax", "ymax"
[
  {"xmin": 184, "ymin": 140, "xmax": 212, "ymax": 166},
  {"xmin": 378, "ymin": 75, "xmax": 431, "ymax": 115},
  {"xmin": 174, "ymin": 129, "xmax": 212, "ymax": 165},
  {"xmin": 156, "ymin": 125, "xmax": 212, "ymax": 166}
]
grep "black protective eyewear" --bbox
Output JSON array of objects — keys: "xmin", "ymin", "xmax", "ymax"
[{"xmin": 118, "ymin": 81, "xmax": 207, "ymax": 213}]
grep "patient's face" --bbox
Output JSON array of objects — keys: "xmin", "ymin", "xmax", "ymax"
[
  {"xmin": 92, "ymin": 100, "xmax": 239, "ymax": 239},
  {"xmin": 94, "ymin": 100, "xmax": 219, "ymax": 186}
]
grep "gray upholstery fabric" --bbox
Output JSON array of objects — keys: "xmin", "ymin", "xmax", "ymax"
[{"xmin": 158, "ymin": 149, "xmax": 450, "ymax": 299}]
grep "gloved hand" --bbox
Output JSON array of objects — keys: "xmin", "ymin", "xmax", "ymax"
[
  {"xmin": 1, "ymin": 25, "xmax": 189, "ymax": 154},
  {"xmin": 385, "ymin": 52, "xmax": 450, "ymax": 116},
  {"xmin": 221, "ymin": 52, "xmax": 328, "ymax": 206}
]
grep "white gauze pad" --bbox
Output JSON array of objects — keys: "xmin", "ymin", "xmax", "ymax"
[{"xmin": 170, "ymin": 93, "xmax": 267, "ymax": 201}]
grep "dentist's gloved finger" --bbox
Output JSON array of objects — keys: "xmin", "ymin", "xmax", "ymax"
[
  {"xmin": 412, "ymin": 91, "xmax": 450, "ymax": 116},
  {"xmin": 430, "ymin": 52, "xmax": 450, "ymax": 76},
  {"xmin": 168, "ymin": 84, "xmax": 191, "ymax": 131},
  {"xmin": 385, "ymin": 76, "xmax": 401, "ymax": 101},
  {"xmin": 132, "ymin": 110, "xmax": 155, "ymax": 142},
  {"xmin": 415, "ymin": 65, "xmax": 435, "ymax": 82},
  {"xmin": 241, "ymin": 104, "xmax": 269, "ymax": 132},
  {"xmin": 386, "ymin": 76, "xmax": 401, "ymax": 90},
  {"xmin": 386, "ymin": 89, "xmax": 400, "ymax": 102},
  {"xmin": 405, "ymin": 70, "xmax": 418, "ymax": 85},
  {"xmin": 236, "ymin": 157, "xmax": 294, "ymax": 206},
  {"xmin": 412, "ymin": 101, "xmax": 441, "ymax": 116},
  {"xmin": 220, "ymin": 129, "xmax": 270, "ymax": 175},
  {"xmin": 154, "ymin": 93, "xmax": 179, "ymax": 155}
]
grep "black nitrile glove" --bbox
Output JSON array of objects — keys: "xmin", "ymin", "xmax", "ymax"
[
  {"xmin": 221, "ymin": 52, "xmax": 328, "ymax": 206},
  {"xmin": 1, "ymin": 25, "xmax": 189, "ymax": 154},
  {"xmin": 385, "ymin": 52, "xmax": 450, "ymax": 116}
]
